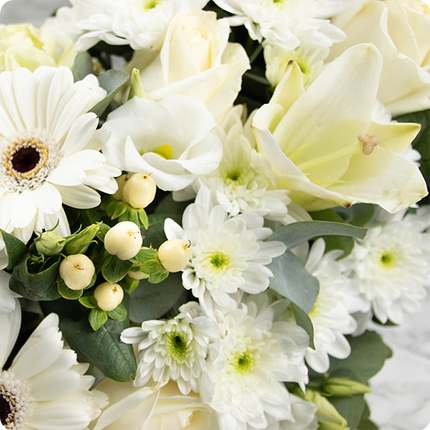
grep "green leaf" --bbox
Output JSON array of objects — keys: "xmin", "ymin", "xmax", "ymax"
[
  {"xmin": 102, "ymin": 256, "xmax": 133, "ymax": 283},
  {"xmin": 107, "ymin": 303, "xmax": 127, "ymax": 321},
  {"xmin": 291, "ymin": 302, "xmax": 315, "ymax": 350},
  {"xmin": 328, "ymin": 331, "xmax": 390, "ymax": 382},
  {"xmin": 72, "ymin": 51, "xmax": 94, "ymax": 82},
  {"xmin": 129, "ymin": 273, "xmax": 184, "ymax": 322},
  {"xmin": 143, "ymin": 213, "xmax": 182, "ymax": 249},
  {"xmin": 267, "ymin": 252, "xmax": 319, "ymax": 313},
  {"xmin": 90, "ymin": 70, "xmax": 129, "ymax": 117},
  {"xmin": 119, "ymin": 275, "xmax": 140, "ymax": 294},
  {"xmin": 42, "ymin": 299, "xmax": 136, "ymax": 382},
  {"xmin": 0, "ymin": 230, "xmax": 28, "ymax": 271},
  {"xmin": 107, "ymin": 198, "xmax": 128, "ymax": 220},
  {"xmin": 79, "ymin": 295, "xmax": 98, "ymax": 309},
  {"xmin": 89, "ymin": 308, "xmax": 108, "ymax": 331},
  {"xmin": 141, "ymin": 258, "xmax": 163, "ymax": 275},
  {"xmin": 133, "ymin": 247, "xmax": 159, "ymax": 263},
  {"xmin": 329, "ymin": 395, "xmax": 365, "ymax": 430},
  {"xmin": 155, "ymin": 194, "xmax": 192, "ymax": 215},
  {"xmin": 138, "ymin": 208, "xmax": 149, "ymax": 230},
  {"xmin": 269, "ymin": 221, "xmax": 367, "ymax": 250},
  {"xmin": 57, "ymin": 279, "xmax": 83, "ymax": 300},
  {"xmin": 148, "ymin": 270, "xmax": 169, "ymax": 284},
  {"xmin": 97, "ymin": 223, "xmax": 111, "ymax": 242},
  {"xmin": 9, "ymin": 255, "xmax": 61, "ymax": 301},
  {"xmin": 332, "ymin": 204, "xmax": 376, "ymax": 227}
]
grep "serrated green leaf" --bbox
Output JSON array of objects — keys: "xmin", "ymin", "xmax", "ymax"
[
  {"xmin": 148, "ymin": 270, "xmax": 169, "ymax": 284},
  {"xmin": 269, "ymin": 221, "xmax": 367, "ymax": 250},
  {"xmin": 1, "ymin": 230, "xmax": 28, "ymax": 271},
  {"xmin": 141, "ymin": 258, "xmax": 163, "ymax": 275},
  {"xmin": 102, "ymin": 256, "xmax": 133, "ymax": 283},
  {"xmin": 72, "ymin": 51, "xmax": 94, "ymax": 82},
  {"xmin": 41, "ymin": 298, "xmax": 136, "ymax": 382},
  {"xmin": 267, "ymin": 252, "xmax": 319, "ymax": 313},
  {"xmin": 79, "ymin": 295, "xmax": 98, "ymax": 309},
  {"xmin": 89, "ymin": 309, "xmax": 108, "ymax": 331},
  {"xmin": 129, "ymin": 273, "xmax": 183, "ymax": 322},
  {"xmin": 107, "ymin": 303, "xmax": 127, "ymax": 321},
  {"xmin": 9, "ymin": 255, "xmax": 61, "ymax": 301},
  {"xmin": 57, "ymin": 279, "xmax": 83, "ymax": 300},
  {"xmin": 90, "ymin": 70, "xmax": 129, "ymax": 117}
]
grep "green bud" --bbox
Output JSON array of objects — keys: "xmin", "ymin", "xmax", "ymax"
[
  {"xmin": 35, "ymin": 231, "xmax": 66, "ymax": 256},
  {"xmin": 323, "ymin": 378, "xmax": 372, "ymax": 396},
  {"xmin": 128, "ymin": 68, "xmax": 146, "ymax": 100},
  {"xmin": 301, "ymin": 389, "xmax": 348, "ymax": 429},
  {"xmin": 63, "ymin": 223, "xmax": 100, "ymax": 255}
]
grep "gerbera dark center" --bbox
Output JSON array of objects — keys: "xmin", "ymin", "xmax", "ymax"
[
  {"xmin": 1, "ymin": 386, "xmax": 15, "ymax": 426},
  {"xmin": 12, "ymin": 147, "xmax": 40, "ymax": 173}
]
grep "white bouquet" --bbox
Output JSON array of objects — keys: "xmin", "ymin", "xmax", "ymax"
[{"xmin": 0, "ymin": 1, "xmax": 429, "ymax": 429}]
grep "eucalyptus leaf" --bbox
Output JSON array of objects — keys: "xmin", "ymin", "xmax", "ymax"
[
  {"xmin": 129, "ymin": 273, "xmax": 184, "ymax": 322},
  {"xmin": 102, "ymin": 256, "xmax": 133, "ymax": 283},
  {"xmin": 269, "ymin": 221, "xmax": 367, "ymax": 250},
  {"xmin": 267, "ymin": 252, "xmax": 319, "ymax": 313},
  {"xmin": 1, "ymin": 230, "xmax": 27, "ymax": 271},
  {"xmin": 143, "ymin": 213, "xmax": 182, "ymax": 249},
  {"xmin": 72, "ymin": 51, "xmax": 94, "ymax": 82},
  {"xmin": 291, "ymin": 303, "xmax": 315, "ymax": 350},
  {"xmin": 41, "ymin": 299, "xmax": 136, "ymax": 382},
  {"xmin": 10, "ymin": 255, "xmax": 61, "ymax": 301},
  {"xmin": 90, "ymin": 70, "xmax": 129, "ymax": 117}
]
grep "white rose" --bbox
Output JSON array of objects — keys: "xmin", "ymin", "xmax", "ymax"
[
  {"xmin": 329, "ymin": 0, "xmax": 430, "ymax": 115},
  {"xmin": 127, "ymin": 10, "xmax": 250, "ymax": 120},
  {"xmin": 91, "ymin": 380, "xmax": 219, "ymax": 430}
]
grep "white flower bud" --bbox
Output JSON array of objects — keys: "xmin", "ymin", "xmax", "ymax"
[
  {"xmin": 94, "ymin": 282, "xmax": 124, "ymax": 311},
  {"xmin": 104, "ymin": 221, "xmax": 143, "ymax": 260},
  {"xmin": 122, "ymin": 172, "xmax": 157, "ymax": 209},
  {"xmin": 158, "ymin": 239, "xmax": 192, "ymax": 273},
  {"xmin": 112, "ymin": 174, "xmax": 130, "ymax": 200},
  {"xmin": 59, "ymin": 254, "xmax": 95, "ymax": 291}
]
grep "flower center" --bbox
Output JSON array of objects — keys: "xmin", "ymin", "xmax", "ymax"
[
  {"xmin": 166, "ymin": 331, "xmax": 189, "ymax": 364},
  {"xmin": 0, "ymin": 372, "xmax": 30, "ymax": 430},
  {"xmin": 231, "ymin": 348, "xmax": 256, "ymax": 374},
  {"xmin": 1, "ymin": 132, "xmax": 59, "ymax": 192},
  {"xmin": 141, "ymin": 0, "xmax": 162, "ymax": 10},
  {"xmin": 379, "ymin": 250, "xmax": 397, "ymax": 269}
]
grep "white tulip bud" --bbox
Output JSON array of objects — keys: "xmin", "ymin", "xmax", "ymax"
[
  {"xmin": 94, "ymin": 282, "xmax": 124, "ymax": 311},
  {"xmin": 122, "ymin": 172, "xmax": 157, "ymax": 209},
  {"xmin": 158, "ymin": 239, "xmax": 192, "ymax": 273},
  {"xmin": 59, "ymin": 254, "xmax": 95, "ymax": 290},
  {"xmin": 104, "ymin": 221, "xmax": 143, "ymax": 260}
]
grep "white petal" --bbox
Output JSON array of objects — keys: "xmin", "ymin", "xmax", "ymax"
[
  {"xmin": 54, "ymin": 184, "xmax": 101, "ymax": 209},
  {"xmin": 61, "ymin": 113, "xmax": 99, "ymax": 157}
]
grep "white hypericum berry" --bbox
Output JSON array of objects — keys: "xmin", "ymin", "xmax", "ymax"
[
  {"xmin": 104, "ymin": 221, "xmax": 143, "ymax": 260},
  {"xmin": 158, "ymin": 239, "xmax": 192, "ymax": 273},
  {"xmin": 59, "ymin": 254, "xmax": 95, "ymax": 290},
  {"xmin": 122, "ymin": 172, "xmax": 157, "ymax": 209},
  {"xmin": 127, "ymin": 263, "xmax": 150, "ymax": 280},
  {"xmin": 94, "ymin": 282, "xmax": 124, "ymax": 311},
  {"xmin": 112, "ymin": 173, "xmax": 130, "ymax": 200}
]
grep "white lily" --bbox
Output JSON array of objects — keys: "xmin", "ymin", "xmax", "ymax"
[{"xmin": 252, "ymin": 43, "xmax": 427, "ymax": 213}]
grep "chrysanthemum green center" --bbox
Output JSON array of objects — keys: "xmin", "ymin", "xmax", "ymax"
[
  {"xmin": 226, "ymin": 169, "xmax": 241, "ymax": 182},
  {"xmin": 230, "ymin": 348, "xmax": 257, "ymax": 374},
  {"xmin": 379, "ymin": 250, "xmax": 397, "ymax": 269},
  {"xmin": 166, "ymin": 332, "xmax": 189, "ymax": 363},
  {"xmin": 141, "ymin": 0, "xmax": 161, "ymax": 10}
]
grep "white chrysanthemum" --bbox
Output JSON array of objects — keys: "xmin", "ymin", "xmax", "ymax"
[
  {"xmin": 48, "ymin": 0, "xmax": 208, "ymax": 52},
  {"xmin": 164, "ymin": 187, "xmax": 287, "ymax": 315},
  {"xmin": 0, "ymin": 66, "xmax": 120, "ymax": 244},
  {"xmin": 175, "ymin": 106, "xmax": 308, "ymax": 224},
  {"xmin": 0, "ymin": 313, "xmax": 101, "ymax": 430},
  {"xmin": 121, "ymin": 301, "xmax": 219, "ymax": 401},
  {"xmin": 100, "ymin": 95, "xmax": 222, "ymax": 192},
  {"xmin": 342, "ymin": 205, "xmax": 430, "ymax": 324},
  {"xmin": 304, "ymin": 239, "xmax": 361, "ymax": 373},
  {"xmin": 212, "ymin": 0, "xmax": 347, "ymax": 50},
  {"xmin": 209, "ymin": 295, "xmax": 309, "ymax": 430}
]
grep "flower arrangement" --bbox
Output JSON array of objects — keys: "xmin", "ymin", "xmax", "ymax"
[{"xmin": 0, "ymin": 0, "xmax": 429, "ymax": 429}]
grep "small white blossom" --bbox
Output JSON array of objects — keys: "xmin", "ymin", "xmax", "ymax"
[
  {"xmin": 342, "ymin": 206, "xmax": 430, "ymax": 325},
  {"xmin": 165, "ymin": 187, "xmax": 287, "ymax": 315}
]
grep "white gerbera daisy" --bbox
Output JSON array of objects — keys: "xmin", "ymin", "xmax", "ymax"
[
  {"xmin": 0, "ymin": 66, "xmax": 120, "ymax": 244},
  {"xmin": 48, "ymin": 0, "xmax": 208, "ymax": 52},
  {"xmin": 304, "ymin": 239, "xmax": 360, "ymax": 373},
  {"xmin": 164, "ymin": 187, "xmax": 286, "ymax": 315},
  {"xmin": 210, "ymin": 295, "xmax": 309, "ymax": 430},
  {"xmin": 342, "ymin": 205, "xmax": 430, "ymax": 325},
  {"xmin": 121, "ymin": 301, "xmax": 219, "ymax": 401},
  {"xmin": 0, "ymin": 313, "xmax": 101, "ymax": 430},
  {"xmin": 211, "ymin": 0, "xmax": 347, "ymax": 50}
]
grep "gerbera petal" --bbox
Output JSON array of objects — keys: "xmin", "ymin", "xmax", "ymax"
[
  {"xmin": 34, "ymin": 183, "xmax": 63, "ymax": 215},
  {"xmin": 61, "ymin": 113, "xmax": 99, "ymax": 157},
  {"xmin": 55, "ymin": 184, "xmax": 101, "ymax": 209},
  {"xmin": 29, "ymin": 370, "xmax": 82, "ymax": 402},
  {"xmin": 11, "ymin": 189, "xmax": 37, "ymax": 229},
  {"xmin": 13, "ymin": 67, "xmax": 37, "ymax": 130}
]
